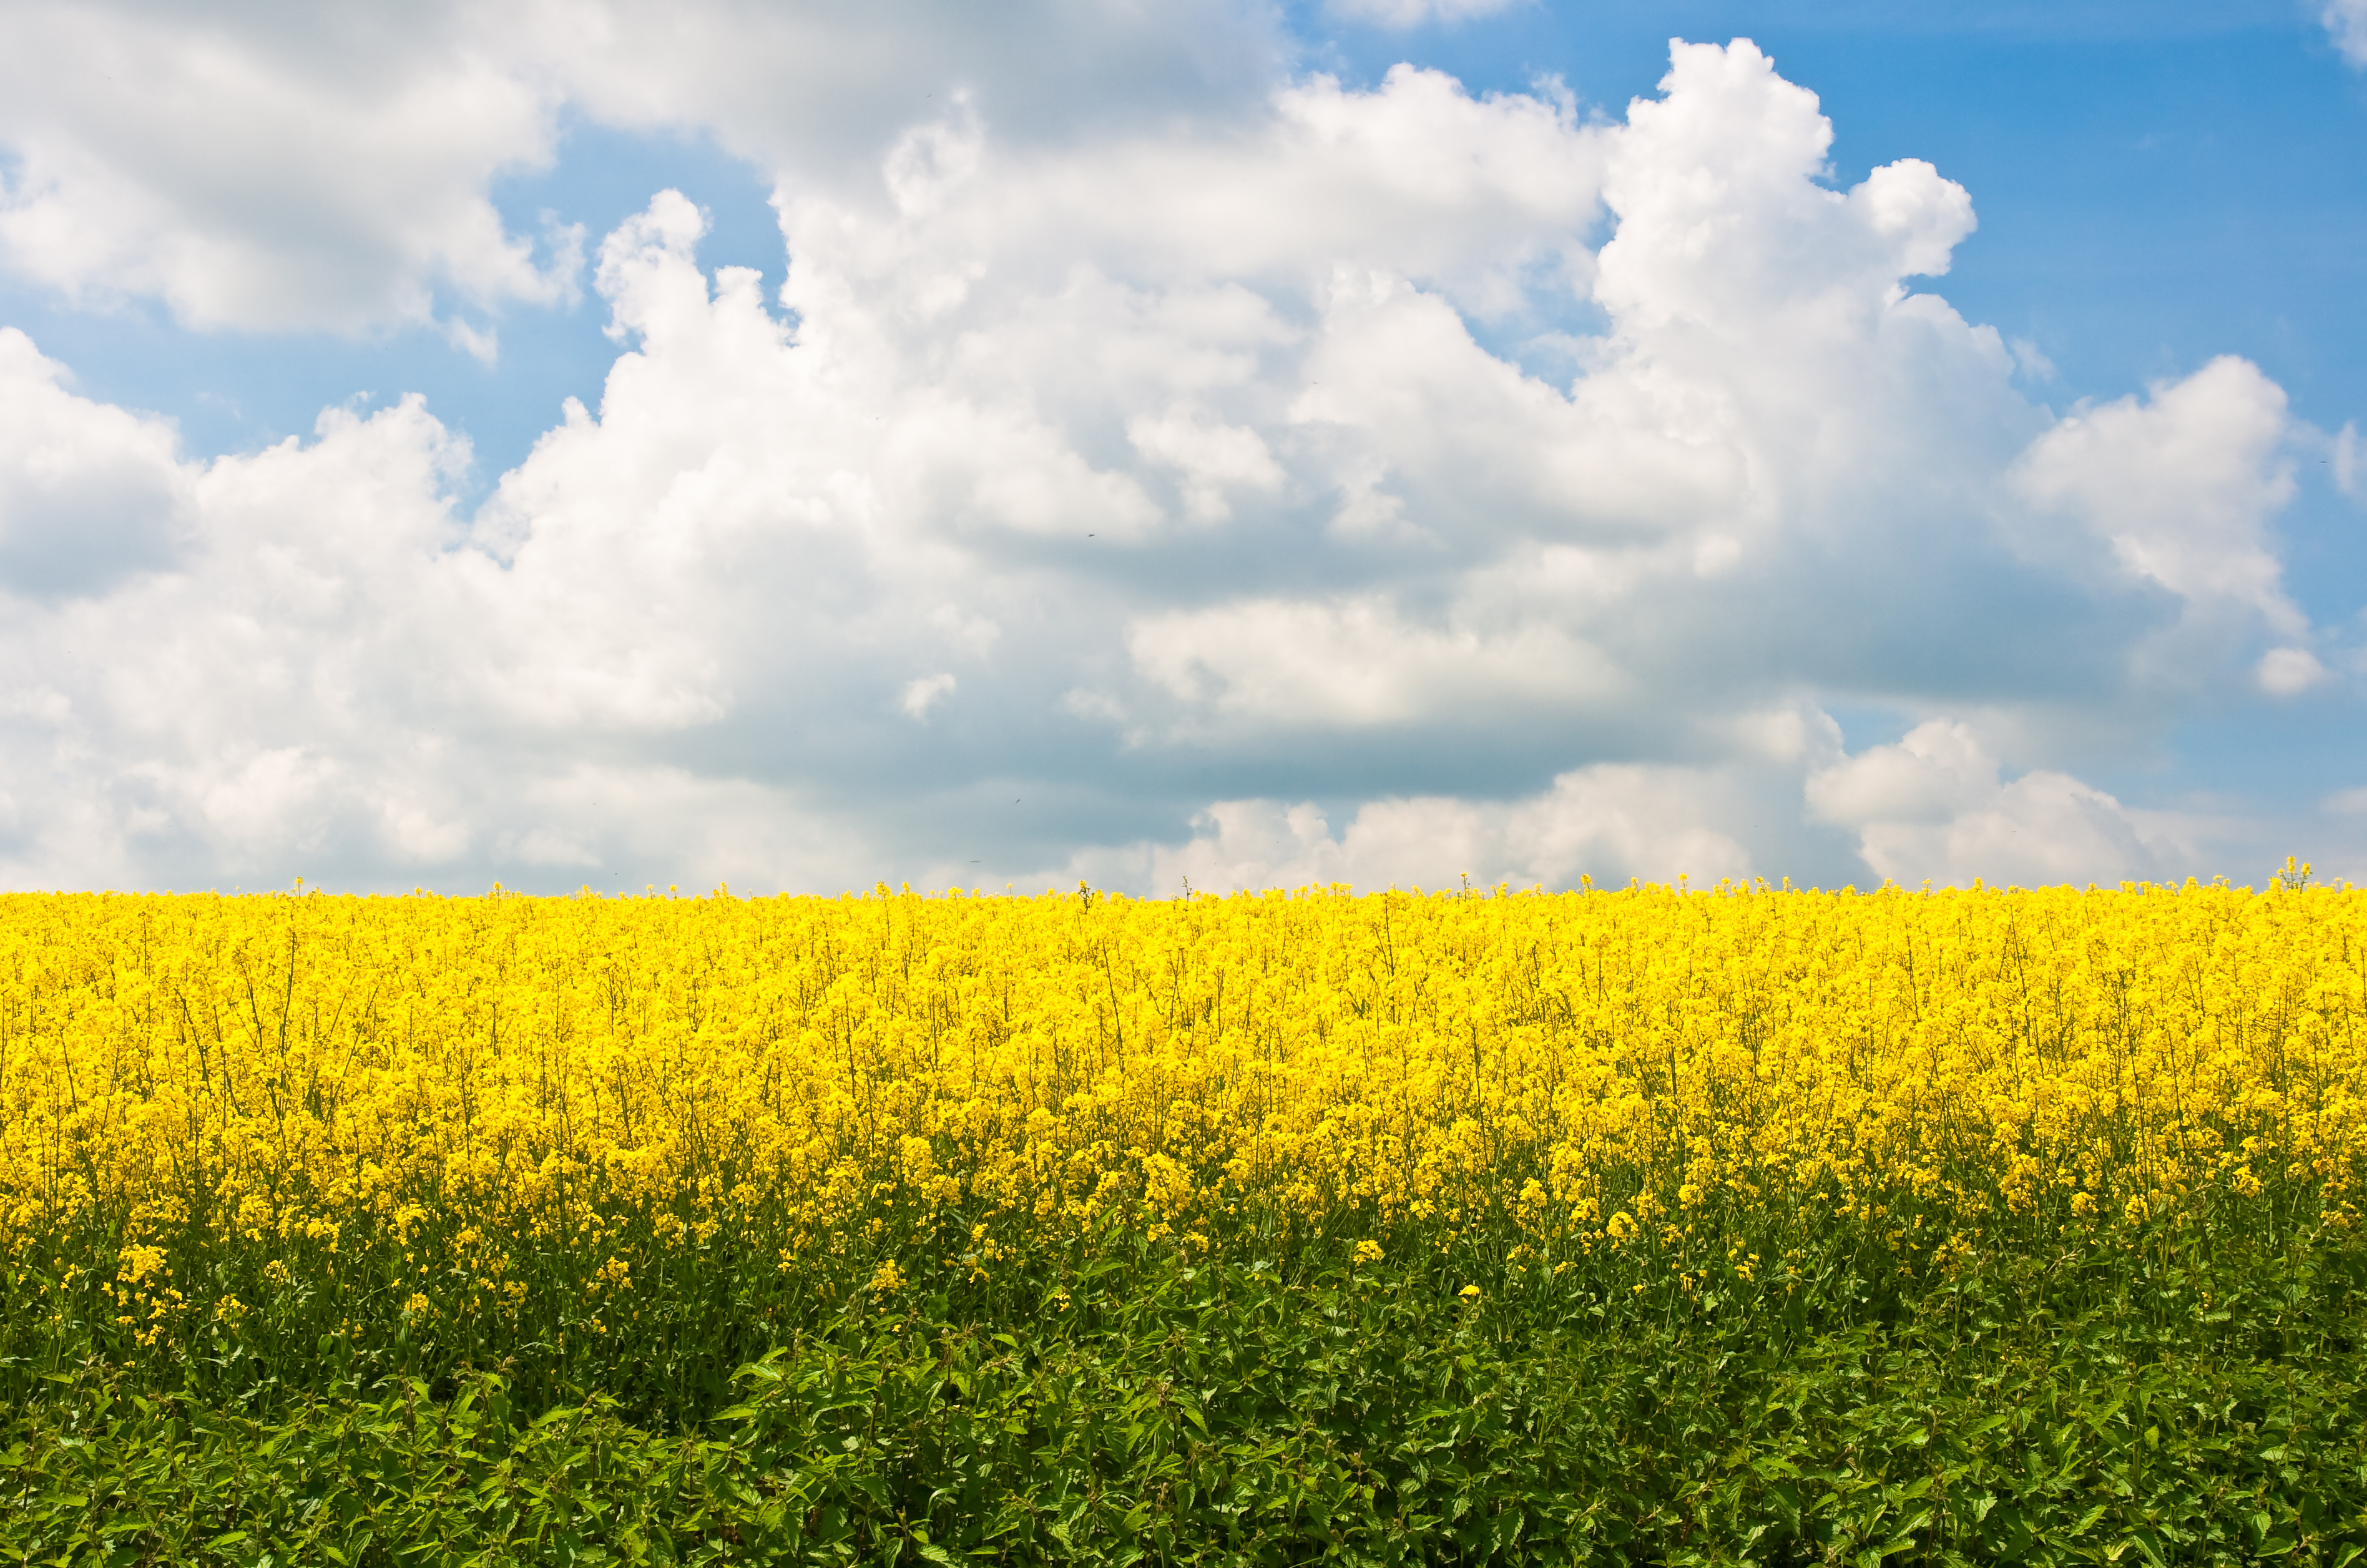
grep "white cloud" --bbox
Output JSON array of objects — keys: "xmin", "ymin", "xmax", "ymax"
[
  {"xmin": 0, "ymin": 33, "xmax": 2345, "ymax": 893},
  {"xmin": 1127, "ymin": 408, "xmax": 1285, "ymax": 524},
  {"xmin": 2010, "ymin": 355, "xmax": 2303, "ymax": 635},
  {"xmin": 1808, "ymin": 720, "xmax": 2173, "ymax": 887},
  {"xmin": 531, "ymin": 0, "xmax": 1284, "ymax": 173},
  {"xmin": 2326, "ymin": 0, "xmax": 2367, "ymax": 66},
  {"xmin": 1594, "ymin": 42, "xmax": 1976, "ymax": 331},
  {"xmin": 901, "ymin": 674, "xmax": 957, "ymax": 719},
  {"xmin": 0, "ymin": 4, "xmax": 579, "ymax": 331},
  {"xmin": 1071, "ymin": 763, "xmax": 1758, "ymax": 894},
  {"xmin": 1127, "ymin": 596, "xmax": 1620, "ymax": 729},
  {"xmin": 1805, "ymin": 719, "xmax": 1997, "ymax": 826},
  {"xmin": 0, "ymin": 0, "xmax": 1282, "ymax": 334},
  {"xmin": 0, "ymin": 328, "xmax": 190, "ymax": 598},
  {"xmin": 2257, "ymin": 646, "xmax": 2329, "ymax": 696}
]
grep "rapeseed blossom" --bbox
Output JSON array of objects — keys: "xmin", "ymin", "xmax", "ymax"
[{"xmin": 1, "ymin": 875, "xmax": 2361, "ymax": 1353}]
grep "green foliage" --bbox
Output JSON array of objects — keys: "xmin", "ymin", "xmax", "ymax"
[
  {"xmin": 3, "ymin": 1219, "xmax": 2366, "ymax": 1564},
  {"xmin": 0, "ymin": 1153, "xmax": 2335, "ymax": 1434}
]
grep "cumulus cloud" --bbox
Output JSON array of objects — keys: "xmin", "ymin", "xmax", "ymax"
[
  {"xmin": 0, "ymin": 329, "xmax": 189, "ymax": 597},
  {"xmin": 2011, "ymin": 356, "xmax": 2303, "ymax": 634},
  {"xmin": 1126, "ymin": 597, "xmax": 1621, "ymax": 731},
  {"xmin": 1067, "ymin": 764, "xmax": 1760, "ymax": 896},
  {"xmin": 0, "ymin": 4, "xmax": 580, "ymax": 331},
  {"xmin": 0, "ymin": 0, "xmax": 1280, "ymax": 333},
  {"xmin": 1808, "ymin": 721, "xmax": 2173, "ymax": 888},
  {"xmin": 0, "ymin": 31, "xmax": 2348, "ymax": 893}
]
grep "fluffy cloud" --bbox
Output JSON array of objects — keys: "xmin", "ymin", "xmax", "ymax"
[
  {"xmin": 1807, "ymin": 721, "xmax": 2175, "ymax": 888},
  {"xmin": 0, "ymin": 3, "xmax": 580, "ymax": 331},
  {"xmin": 2010, "ymin": 358, "xmax": 2303, "ymax": 631},
  {"xmin": 1126, "ymin": 596, "xmax": 1622, "ymax": 731},
  {"xmin": 0, "ymin": 329, "xmax": 190, "ymax": 597},
  {"xmin": 0, "ymin": 30, "xmax": 2350, "ymax": 893},
  {"xmin": 2009, "ymin": 356, "xmax": 2328, "ymax": 697},
  {"xmin": 0, "ymin": 338, "xmax": 887, "ymax": 890},
  {"xmin": 1066, "ymin": 763, "xmax": 1762, "ymax": 897},
  {"xmin": 0, "ymin": 0, "xmax": 1279, "ymax": 332}
]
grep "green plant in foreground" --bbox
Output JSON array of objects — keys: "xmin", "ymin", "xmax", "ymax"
[{"xmin": 2, "ymin": 1208, "xmax": 2365, "ymax": 1566}]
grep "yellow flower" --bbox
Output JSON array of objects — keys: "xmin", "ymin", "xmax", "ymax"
[
  {"xmin": 0, "ymin": 875, "xmax": 2355, "ymax": 1317},
  {"xmin": 116, "ymin": 1245, "xmax": 169, "ymax": 1286}
]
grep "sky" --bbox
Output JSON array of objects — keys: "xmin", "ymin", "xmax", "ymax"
[{"xmin": 0, "ymin": 0, "xmax": 2363, "ymax": 897}]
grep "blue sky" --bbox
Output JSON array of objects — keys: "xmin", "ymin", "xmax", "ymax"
[{"xmin": 0, "ymin": 0, "xmax": 2361, "ymax": 894}]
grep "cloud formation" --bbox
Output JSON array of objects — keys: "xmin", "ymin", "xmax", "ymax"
[
  {"xmin": 0, "ymin": 4, "xmax": 579, "ymax": 331},
  {"xmin": 0, "ymin": 0, "xmax": 1279, "ymax": 333},
  {"xmin": 1806, "ymin": 720, "xmax": 2174, "ymax": 889},
  {"xmin": 0, "ymin": 24, "xmax": 2354, "ymax": 894},
  {"xmin": 0, "ymin": 330, "xmax": 190, "ymax": 597}
]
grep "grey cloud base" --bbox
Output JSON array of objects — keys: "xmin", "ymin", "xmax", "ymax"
[{"xmin": 0, "ymin": 33, "xmax": 2358, "ymax": 895}]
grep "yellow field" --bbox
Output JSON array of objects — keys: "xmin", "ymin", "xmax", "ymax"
[
  {"xmin": 4, "ymin": 876, "xmax": 2361, "ymax": 1285},
  {"xmin": 10, "ymin": 880, "xmax": 2366, "ymax": 1559}
]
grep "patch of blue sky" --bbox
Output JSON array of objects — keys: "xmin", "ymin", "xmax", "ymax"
[
  {"xmin": 1817, "ymin": 703, "xmax": 1919, "ymax": 755},
  {"xmin": 2119, "ymin": 695, "xmax": 2367, "ymax": 819}
]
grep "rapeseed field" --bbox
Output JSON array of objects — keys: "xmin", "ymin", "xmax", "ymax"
[{"xmin": 3, "ymin": 875, "xmax": 2364, "ymax": 1563}]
